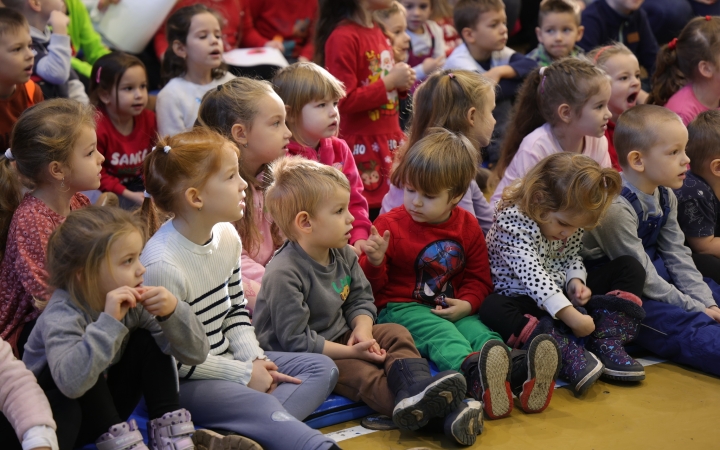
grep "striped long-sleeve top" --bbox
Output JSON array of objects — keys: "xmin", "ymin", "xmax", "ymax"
[{"xmin": 141, "ymin": 220, "xmax": 266, "ymax": 385}]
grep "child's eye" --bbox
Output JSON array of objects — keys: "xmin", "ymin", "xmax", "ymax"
[
  {"xmin": 619, "ymin": 76, "xmax": 628, "ymax": 81},
  {"xmin": 336, "ymin": 207, "xmax": 344, "ymax": 214},
  {"xmin": 317, "ymin": 103, "xmax": 325, "ymax": 108},
  {"xmin": 124, "ymin": 257, "xmax": 133, "ymax": 264}
]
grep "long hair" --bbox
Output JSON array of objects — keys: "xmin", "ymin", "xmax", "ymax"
[
  {"xmin": 314, "ymin": 0, "xmax": 360, "ymax": 67},
  {"xmin": 89, "ymin": 52, "xmax": 146, "ymax": 107}
]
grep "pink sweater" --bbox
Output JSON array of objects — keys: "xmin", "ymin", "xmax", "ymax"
[
  {"xmin": 665, "ymin": 84, "xmax": 719, "ymax": 126},
  {"xmin": 0, "ymin": 339, "xmax": 56, "ymax": 441}
]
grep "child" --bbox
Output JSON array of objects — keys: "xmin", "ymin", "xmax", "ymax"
[
  {"xmin": 90, "ymin": 52, "xmax": 156, "ymax": 209},
  {"xmin": 65, "ymin": 0, "xmax": 110, "ymax": 80},
  {"xmin": 381, "ymin": 69, "xmax": 495, "ymax": 234},
  {"xmin": 361, "ymin": 129, "xmax": 562, "ymax": 424},
  {"xmin": 0, "ymin": 8, "xmax": 43, "ymax": 151},
  {"xmin": 588, "ymin": 43, "xmax": 644, "ymax": 171},
  {"xmin": 527, "ymin": 0, "xmax": 585, "ymax": 67},
  {"xmin": 140, "ymin": 128, "xmax": 340, "ymax": 450},
  {"xmin": 156, "ymin": 4, "xmax": 235, "ymax": 137},
  {"xmin": 400, "ymin": 0, "xmax": 446, "ymax": 81},
  {"xmin": 444, "ymin": 0, "xmax": 535, "ymax": 165},
  {"xmin": 491, "ymin": 58, "xmax": 612, "ymax": 207},
  {"xmin": 315, "ymin": 0, "xmax": 415, "ymax": 213},
  {"xmin": 430, "ymin": 0, "xmax": 461, "ymax": 57},
  {"xmin": 674, "ymin": 111, "xmax": 720, "ymax": 282},
  {"xmin": 22, "ymin": 206, "xmax": 213, "ymax": 449},
  {"xmin": 196, "ymin": 77, "xmax": 291, "ymax": 313},
  {"xmin": 273, "ymin": 62, "xmax": 372, "ymax": 253},
  {"xmin": 0, "ymin": 99, "xmax": 97, "ymax": 356},
  {"xmin": 578, "ymin": 0, "xmax": 658, "ymax": 75},
  {"xmin": 254, "ymin": 156, "xmax": 476, "ymax": 445},
  {"xmin": 649, "ymin": 16, "xmax": 720, "ymax": 126},
  {"xmin": 482, "ymin": 153, "xmax": 647, "ymax": 394},
  {"xmin": 583, "ymin": 104, "xmax": 720, "ymax": 377}
]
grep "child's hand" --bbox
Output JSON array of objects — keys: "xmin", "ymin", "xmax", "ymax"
[
  {"xmin": 353, "ymin": 239, "xmax": 369, "ymax": 256},
  {"xmin": 266, "ymin": 369, "xmax": 302, "ymax": 393},
  {"xmin": 139, "ymin": 286, "xmax": 178, "ymax": 318},
  {"xmin": 48, "ymin": 11, "xmax": 70, "ymax": 35},
  {"xmin": 248, "ymin": 359, "xmax": 278, "ymax": 393},
  {"xmin": 567, "ymin": 278, "xmax": 592, "ymax": 306},
  {"xmin": 123, "ymin": 190, "xmax": 146, "ymax": 205},
  {"xmin": 104, "ymin": 286, "xmax": 140, "ymax": 321},
  {"xmin": 421, "ymin": 56, "xmax": 446, "ymax": 76},
  {"xmin": 350, "ymin": 339, "xmax": 387, "ymax": 364},
  {"xmin": 556, "ymin": 305, "xmax": 595, "ymax": 337},
  {"xmin": 264, "ymin": 40, "xmax": 285, "ymax": 51},
  {"xmin": 430, "ymin": 297, "xmax": 472, "ymax": 322},
  {"xmin": 363, "ymin": 226, "xmax": 390, "ymax": 266},
  {"xmin": 347, "ymin": 325, "xmax": 383, "ymax": 356},
  {"xmin": 705, "ymin": 306, "xmax": 720, "ymax": 323},
  {"xmin": 384, "ymin": 62, "xmax": 415, "ymax": 91}
]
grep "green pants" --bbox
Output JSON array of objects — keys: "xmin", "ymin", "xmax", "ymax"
[{"xmin": 377, "ymin": 302, "xmax": 505, "ymax": 372}]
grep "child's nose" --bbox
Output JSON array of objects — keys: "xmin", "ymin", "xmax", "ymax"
[{"xmin": 137, "ymin": 262, "xmax": 146, "ymax": 276}]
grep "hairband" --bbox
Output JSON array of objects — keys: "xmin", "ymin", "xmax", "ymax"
[
  {"xmin": 152, "ymin": 146, "xmax": 172, "ymax": 153},
  {"xmin": 4, "ymin": 148, "xmax": 13, "ymax": 160},
  {"xmin": 448, "ymin": 72, "xmax": 455, "ymax": 79},
  {"xmin": 96, "ymin": 67, "xmax": 102, "ymax": 84},
  {"xmin": 668, "ymin": 38, "xmax": 678, "ymax": 50},
  {"xmin": 539, "ymin": 66, "xmax": 547, "ymax": 94},
  {"xmin": 144, "ymin": 190, "xmax": 152, "ymax": 198},
  {"xmin": 593, "ymin": 46, "xmax": 611, "ymax": 63}
]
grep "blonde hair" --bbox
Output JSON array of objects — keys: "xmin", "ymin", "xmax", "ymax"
[
  {"xmin": 614, "ymin": 104, "xmax": 683, "ymax": 168},
  {"xmin": 587, "ymin": 42, "xmax": 634, "ymax": 69},
  {"xmin": 272, "ymin": 62, "xmax": 346, "ymax": 146},
  {"xmin": 373, "ymin": 1, "xmax": 406, "ymax": 22},
  {"xmin": 266, "ymin": 156, "xmax": 351, "ymax": 241},
  {"xmin": 392, "ymin": 128, "xmax": 478, "ymax": 201},
  {"xmin": 47, "ymin": 206, "xmax": 145, "ymax": 313},
  {"xmin": 500, "ymin": 153, "xmax": 621, "ymax": 228}
]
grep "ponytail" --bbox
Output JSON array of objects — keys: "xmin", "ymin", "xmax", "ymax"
[
  {"xmin": 314, "ymin": 0, "xmax": 360, "ymax": 67},
  {"xmin": 0, "ymin": 153, "xmax": 22, "ymax": 257},
  {"xmin": 648, "ymin": 43, "xmax": 685, "ymax": 106}
]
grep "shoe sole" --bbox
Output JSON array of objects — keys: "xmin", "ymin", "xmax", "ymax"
[
  {"xmin": 601, "ymin": 367, "xmax": 646, "ymax": 382},
  {"xmin": 192, "ymin": 429, "xmax": 263, "ymax": 450},
  {"xmin": 393, "ymin": 372, "xmax": 466, "ymax": 431},
  {"xmin": 449, "ymin": 401, "xmax": 484, "ymax": 446},
  {"xmin": 573, "ymin": 352, "xmax": 604, "ymax": 397},
  {"xmin": 479, "ymin": 340, "xmax": 513, "ymax": 419},
  {"xmin": 520, "ymin": 335, "xmax": 560, "ymax": 413}
]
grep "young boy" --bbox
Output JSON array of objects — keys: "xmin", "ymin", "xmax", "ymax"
[
  {"xmin": 527, "ymin": 0, "xmax": 585, "ymax": 67},
  {"xmin": 583, "ymin": 104, "xmax": 720, "ymax": 377},
  {"xmin": 673, "ymin": 110, "xmax": 720, "ymax": 284},
  {"xmin": 361, "ymin": 129, "xmax": 560, "ymax": 420},
  {"xmin": 0, "ymin": 8, "xmax": 42, "ymax": 150},
  {"xmin": 578, "ymin": 0, "xmax": 658, "ymax": 75},
  {"xmin": 253, "ymin": 157, "xmax": 481, "ymax": 446}
]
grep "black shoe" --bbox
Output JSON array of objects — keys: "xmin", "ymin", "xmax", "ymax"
[{"xmin": 443, "ymin": 399, "xmax": 483, "ymax": 446}]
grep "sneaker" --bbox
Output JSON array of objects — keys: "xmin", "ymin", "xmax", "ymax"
[
  {"xmin": 463, "ymin": 340, "xmax": 513, "ymax": 419},
  {"xmin": 443, "ymin": 399, "xmax": 483, "ymax": 446},
  {"xmin": 512, "ymin": 334, "xmax": 560, "ymax": 413},
  {"xmin": 147, "ymin": 409, "xmax": 195, "ymax": 450},
  {"xmin": 192, "ymin": 429, "xmax": 262, "ymax": 450},
  {"xmin": 96, "ymin": 419, "xmax": 148, "ymax": 450}
]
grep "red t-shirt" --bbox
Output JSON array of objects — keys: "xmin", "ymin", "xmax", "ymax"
[
  {"xmin": 605, "ymin": 120, "xmax": 622, "ymax": 172},
  {"xmin": 359, "ymin": 206, "xmax": 493, "ymax": 314},
  {"xmin": 242, "ymin": 0, "xmax": 316, "ymax": 60},
  {"xmin": 96, "ymin": 108, "xmax": 157, "ymax": 195},
  {"xmin": 0, "ymin": 82, "xmax": 43, "ymax": 151}
]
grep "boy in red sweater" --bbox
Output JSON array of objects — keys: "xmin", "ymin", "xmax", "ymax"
[{"xmin": 360, "ymin": 129, "xmax": 561, "ymax": 420}]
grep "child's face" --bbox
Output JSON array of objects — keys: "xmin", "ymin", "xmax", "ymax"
[
  {"xmin": 0, "ymin": 28, "xmax": 34, "ymax": 89},
  {"xmin": 469, "ymin": 90, "xmax": 496, "ymax": 148},
  {"xmin": 603, "ymin": 53, "xmax": 641, "ymax": 122},
  {"xmin": 401, "ymin": 0, "xmax": 431, "ymax": 33},
  {"xmin": 103, "ymin": 65, "xmax": 148, "ymax": 117},
  {"xmin": 243, "ymin": 92, "xmax": 292, "ymax": 171},
  {"xmin": 538, "ymin": 210, "xmax": 588, "ymax": 241},
  {"xmin": 297, "ymin": 96, "xmax": 340, "ymax": 146},
  {"xmin": 466, "ymin": 8, "xmax": 508, "ymax": 53},
  {"xmin": 639, "ymin": 120, "xmax": 690, "ymax": 190},
  {"xmin": 380, "ymin": 12, "xmax": 411, "ymax": 62},
  {"xmin": 198, "ymin": 143, "xmax": 248, "ymax": 223},
  {"xmin": 403, "ymin": 185, "xmax": 460, "ymax": 224},
  {"xmin": 570, "ymin": 80, "xmax": 612, "ymax": 138},
  {"xmin": 535, "ymin": 12, "xmax": 583, "ymax": 60},
  {"xmin": 180, "ymin": 12, "xmax": 223, "ymax": 70},
  {"xmin": 65, "ymin": 125, "xmax": 104, "ymax": 191},
  {"xmin": 307, "ymin": 187, "xmax": 355, "ymax": 249},
  {"xmin": 97, "ymin": 230, "xmax": 145, "ymax": 300},
  {"xmin": 606, "ymin": 0, "xmax": 644, "ymax": 15}
]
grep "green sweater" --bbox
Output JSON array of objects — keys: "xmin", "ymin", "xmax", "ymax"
[{"xmin": 66, "ymin": 0, "xmax": 110, "ymax": 78}]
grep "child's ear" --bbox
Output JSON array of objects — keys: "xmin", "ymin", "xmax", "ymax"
[
  {"xmin": 449, "ymin": 193, "xmax": 464, "ymax": 207},
  {"xmin": 709, "ymin": 158, "xmax": 720, "ymax": 178},
  {"xmin": 557, "ymin": 103, "xmax": 572, "ymax": 124},
  {"xmin": 172, "ymin": 40, "xmax": 187, "ymax": 59},
  {"xmin": 626, "ymin": 150, "xmax": 645, "ymax": 173},
  {"xmin": 28, "ymin": 0, "xmax": 42, "ymax": 13},
  {"xmin": 466, "ymin": 106, "xmax": 477, "ymax": 126},
  {"xmin": 183, "ymin": 187, "xmax": 203, "ymax": 211},
  {"xmin": 47, "ymin": 161, "xmax": 65, "ymax": 182},
  {"xmin": 575, "ymin": 26, "xmax": 585, "ymax": 43},
  {"xmin": 535, "ymin": 27, "xmax": 542, "ymax": 43},
  {"xmin": 293, "ymin": 211, "xmax": 313, "ymax": 235},
  {"xmin": 98, "ymin": 89, "xmax": 111, "ymax": 106},
  {"xmin": 460, "ymin": 27, "xmax": 475, "ymax": 44},
  {"xmin": 231, "ymin": 123, "xmax": 248, "ymax": 147},
  {"xmin": 698, "ymin": 60, "xmax": 715, "ymax": 79}
]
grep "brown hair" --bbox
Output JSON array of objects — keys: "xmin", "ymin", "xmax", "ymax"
[
  {"xmin": 687, "ymin": 110, "xmax": 720, "ymax": 170},
  {"xmin": 392, "ymin": 128, "xmax": 478, "ymax": 201},
  {"xmin": 649, "ymin": 16, "xmax": 720, "ymax": 106},
  {"xmin": 272, "ymin": 62, "xmax": 346, "ymax": 146},
  {"xmin": 314, "ymin": 0, "xmax": 362, "ymax": 67},
  {"xmin": 0, "ymin": 99, "xmax": 96, "ymax": 256},
  {"xmin": 496, "ymin": 58, "xmax": 609, "ymax": 178},
  {"xmin": 0, "ymin": 7, "xmax": 28, "ymax": 37},
  {"xmin": 614, "ymin": 104, "xmax": 683, "ymax": 168},
  {"xmin": 587, "ymin": 42, "xmax": 634, "ymax": 69},
  {"xmin": 500, "ymin": 152, "xmax": 621, "ymax": 228},
  {"xmin": 140, "ymin": 127, "xmax": 238, "ymax": 237},
  {"xmin": 47, "ymin": 206, "xmax": 145, "ymax": 312},
  {"xmin": 161, "ymin": 4, "xmax": 228, "ymax": 85},
  {"xmin": 196, "ymin": 77, "xmax": 283, "ymax": 255},
  {"xmin": 453, "ymin": 0, "xmax": 504, "ymax": 38},
  {"xmin": 266, "ymin": 156, "xmax": 351, "ymax": 241},
  {"xmin": 538, "ymin": 0, "xmax": 581, "ymax": 28},
  {"xmin": 431, "ymin": 0, "xmax": 453, "ymax": 21},
  {"xmin": 89, "ymin": 52, "xmax": 146, "ymax": 107}
]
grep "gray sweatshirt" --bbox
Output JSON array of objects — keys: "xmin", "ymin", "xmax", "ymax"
[
  {"xmin": 253, "ymin": 241, "xmax": 377, "ymax": 354},
  {"xmin": 22, "ymin": 289, "xmax": 209, "ymax": 399},
  {"xmin": 582, "ymin": 176, "xmax": 715, "ymax": 312}
]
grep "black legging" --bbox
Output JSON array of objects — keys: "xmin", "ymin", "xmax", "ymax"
[{"xmin": 692, "ymin": 252, "xmax": 720, "ymax": 285}]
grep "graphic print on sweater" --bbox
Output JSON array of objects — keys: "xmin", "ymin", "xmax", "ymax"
[
  {"xmin": 363, "ymin": 49, "xmax": 399, "ymax": 121},
  {"xmin": 413, "ymin": 239, "xmax": 465, "ymax": 305}
]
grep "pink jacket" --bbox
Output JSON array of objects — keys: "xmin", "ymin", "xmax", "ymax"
[{"xmin": 287, "ymin": 137, "xmax": 371, "ymax": 243}]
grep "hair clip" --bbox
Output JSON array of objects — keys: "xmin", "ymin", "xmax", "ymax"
[
  {"xmin": 707, "ymin": 15, "xmax": 712, "ymax": 21},
  {"xmin": 96, "ymin": 67, "xmax": 102, "ymax": 84},
  {"xmin": 448, "ymin": 72, "xmax": 455, "ymax": 79},
  {"xmin": 4, "ymin": 148, "xmax": 13, "ymax": 160},
  {"xmin": 539, "ymin": 66, "xmax": 548, "ymax": 94},
  {"xmin": 163, "ymin": 146, "xmax": 171, "ymax": 153},
  {"xmin": 144, "ymin": 190, "xmax": 152, "ymax": 198},
  {"xmin": 539, "ymin": 66, "xmax": 547, "ymax": 76},
  {"xmin": 593, "ymin": 46, "xmax": 611, "ymax": 63},
  {"xmin": 668, "ymin": 38, "xmax": 678, "ymax": 50},
  {"xmin": 217, "ymin": 84, "xmax": 223, "ymax": 91},
  {"xmin": 602, "ymin": 175, "xmax": 608, "ymax": 188}
]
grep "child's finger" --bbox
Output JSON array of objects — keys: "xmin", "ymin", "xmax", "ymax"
[
  {"xmin": 271, "ymin": 371, "xmax": 302, "ymax": 385},
  {"xmin": 370, "ymin": 225, "xmax": 379, "ymax": 236},
  {"xmin": 383, "ymin": 230, "xmax": 391, "ymax": 242}
]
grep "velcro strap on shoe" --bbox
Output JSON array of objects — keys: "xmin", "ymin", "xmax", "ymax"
[
  {"xmin": 169, "ymin": 422, "xmax": 195, "ymax": 436},
  {"xmin": 96, "ymin": 430, "xmax": 144, "ymax": 450},
  {"xmin": 170, "ymin": 436, "xmax": 195, "ymax": 450}
]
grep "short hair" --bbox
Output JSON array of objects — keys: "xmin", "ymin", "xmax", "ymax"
[
  {"xmin": 614, "ymin": 104, "xmax": 684, "ymax": 167},
  {"xmin": 266, "ymin": 156, "xmax": 351, "ymax": 241},
  {"xmin": 538, "ymin": 0, "xmax": 581, "ymax": 28},
  {"xmin": 391, "ymin": 128, "xmax": 478, "ymax": 201},
  {"xmin": 0, "ymin": 7, "xmax": 29, "ymax": 37},
  {"xmin": 454, "ymin": 0, "xmax": 505, "ymax": 36},
  {"xmin": 687, "ymin": 110, "xmax": 720, "ymax": 169}
]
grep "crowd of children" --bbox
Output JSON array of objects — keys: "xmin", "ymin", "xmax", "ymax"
[{"xmin": 1, "ymin": 0, "xmax": 720, "ymax": 449}]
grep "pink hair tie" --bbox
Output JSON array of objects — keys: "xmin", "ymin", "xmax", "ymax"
[
  {"xmin": 706, "ymin": 15, "xmax": 712, "ymax": 21},
  {"xmin": 448, "ymin": 72, "xmax": 455, "ymax": 79},
  {"xmin": 95, "ymin": 67, "xmax": 102, "ymax": 84},
  {"xmin": 668, "ymin": 38, "xmax": 678, "ymax": 50},
  {"xmin": 593, "ymin": 46, "xmax": 611, "ymax": 63}
]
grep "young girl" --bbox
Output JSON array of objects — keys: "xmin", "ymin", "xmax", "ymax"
[
  {"xmin": 400, "ymin": 0, "xmax": 446, "ymax": 82},
  {"xmin": 381, "ymin": 69, "xmax": 495, "ymax": 234},
  {"xmin": 21, "ymin": 206, "xmax": 212, "ymax": 449},
  {"xmin": 315, "ymin": 0, "xmax": 416, "ymax": 214},
  {"xmin": 156, "ymin": 4, "xmax": 235, "ymax": 137},
  {"xmin": 273, "ymin": 62, "xmax": 372, "ymax": 254},
  {"xmin": 139, "ymin": 127, "xmax": 340, "ymax": 450},
  {"xmin": 90, "ymin": 52, "xmax": 156, "ymax": 209},
  {"xmin": 480, "ymin": 153, "xmax": 647, "ymax": 395},
  {"xmin": 196, "ymin": 77, "xmax": 290, "ymax": 313},
  {"xmin": 0, "ymin": 99, "xmax": 98, "ymax": 357},
  {"xmin": 649, "ymin": 16, "xmax": 720, "ymax": 126},
  {"xmin": 588, "ymin": 44, "xmax": 644, "ymax": 171},
  {"xmin": 430, "ymin": 0, "xmax": 461, "ymax": 57},
  {"xmin": 491, "ymin": 58, "xmax": 613, "ymax": 207}
]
